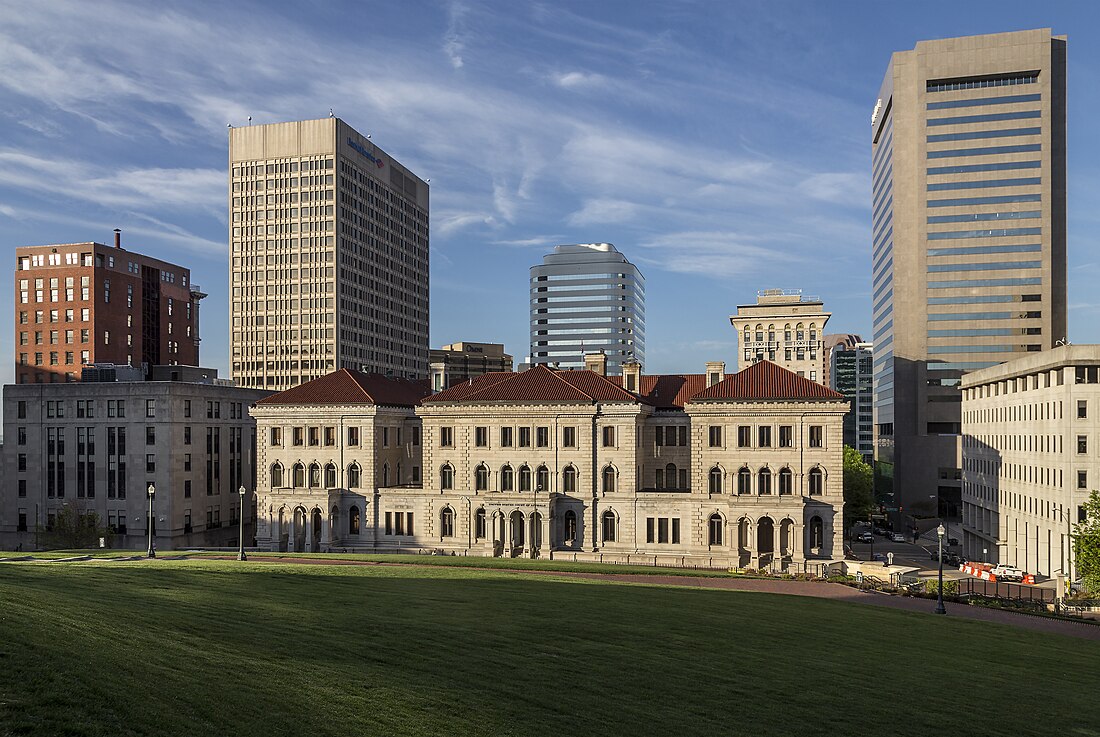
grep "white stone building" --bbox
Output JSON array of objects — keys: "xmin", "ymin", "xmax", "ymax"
[
  {"xmin": 961, "ymin": 345, "xmax": 1100, "ymax": 578},
  {"xmin": 252, "ymin": 359, "xmax": 847, "ymax": 569}
]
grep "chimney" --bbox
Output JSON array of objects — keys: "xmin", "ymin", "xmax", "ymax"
[
  {"xmin": 621, "ymin": 358, "xmax": 641, "ymax": 393},
  {"xmin": 113, "ymin": 229, "xmax": 121, "ymax": 248},
  {"xmin": 705, "ymin": 361, "xmax": 726, "ymax": 387},
  {"xmin": 584, "ymin": 351, "xmax": 608, "ymax": 376}
]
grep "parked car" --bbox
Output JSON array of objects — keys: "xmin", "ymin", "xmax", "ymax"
[
  {"xmin": 858, "ymin": 532, "xmax": 874, "ymax": 544},
  {"xmin": 991, "ymin": 565, "xmax": 1025, "ymax": 582},
  {"xmin": 889, "ymin": 532, "xmax": 907, "ymax": 543}
]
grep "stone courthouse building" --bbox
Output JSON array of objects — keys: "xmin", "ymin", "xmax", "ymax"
[{"xmin": 252, "ymin": 357, "xmax": 847, "ymax": 569}]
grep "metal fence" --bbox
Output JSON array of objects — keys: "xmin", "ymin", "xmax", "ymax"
[{"xmin": 957, "ymin": 577, "xmax": 1055, "ymax": 605}]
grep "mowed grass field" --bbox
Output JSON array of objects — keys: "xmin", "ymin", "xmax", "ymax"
[{"xmin": 0, "ymin": 561, "xmax": 1097, "ymax": 737}]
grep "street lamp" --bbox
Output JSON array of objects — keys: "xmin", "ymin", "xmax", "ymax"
[
  {"xmin": 237, "ymin": 486, "xmax": 248, "ymax": 561},
  {"xmin": 934, "ymin": 523, "xmax": 947, "ymax": 615},
  {"xmin": 146, "ymin": 484, "xmax": 156, "ymax": 558},
  {"xmin": 533, "ymin": 480, "xmax": 543, "ymax": 560}
]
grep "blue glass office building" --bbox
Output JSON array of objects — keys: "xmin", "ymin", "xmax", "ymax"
[{"xmin": 530, "ymin": 243, "xmax": 645, "ymax": 373}]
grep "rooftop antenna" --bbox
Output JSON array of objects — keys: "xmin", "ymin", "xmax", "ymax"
[
  {"xmin": 329, "ymin": 108, "xmax": 334, "ymax": 118},
  {"xmin": 247, "ymin": 116, "xmax": 252, "ymax": 126}
]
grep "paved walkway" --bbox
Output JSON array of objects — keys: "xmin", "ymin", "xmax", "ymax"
[{"xmin": 202, "ymin": 555, "xmax": 1100, "ymax": 641}]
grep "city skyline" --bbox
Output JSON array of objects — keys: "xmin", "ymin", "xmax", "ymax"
[{"xmin": 2, "ymin": 3, "xmax": 1099, "ymax": 384}]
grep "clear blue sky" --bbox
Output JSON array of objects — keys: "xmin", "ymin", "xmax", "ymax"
[{"xmin": 1, "ymin": 0, "xmax": 1098, "ymax": 382}]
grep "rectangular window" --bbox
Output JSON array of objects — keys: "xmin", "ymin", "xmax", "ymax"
[
  {"xmin": 292, "ymin": 427, "xmax": 303, "ymax": 446},
  {"xmin": 1078, "ymin": 435, "xmax": 1087, "ymax": 455},
  {"xmin": 536, "ymin": 426, "xmax": 549, "ymax": 447},
  {"xmin": 145, "ymin": 399, "xmax": 155, "ymax": 418},
  {"xmin": 385, "ymin": 512, "xmax": 393, "ymax": 536},
  {"xmin": 347, "ymin": 427, "xmax": 360, "ymax": 446},
  {"xmin": 646, "ymin": 517, "xmax": 655, "ymax": 544},
  {"xmin": 381, "ymin": 427, "xmax": 389, "ymax": 447},
  {"xmin": 602, "ymin": 426, "xmax": 616, "ymax": 448},
  {"xmin": 475, "ymin": 426, "xmax": 488, "ymax": 447},
  {"xmin": 412, "ymin": 426, "xmax": 421, "ymax": 446},
  {"xmin": 672, "ymin": 518, "xmax": 680, "ymax": 545},
  {"xmin": 709, "ymin": 426, "xmax": 722, "ymax": 447},
  {"xmin": 658, "ymin": 517, "xmax": 669, "ymax": 544},
  {"xmin": 308, "ymin": 427, "xmax": 319, "ymax": 446},
  {"xmin": 324, "ymin": 427, "xmax": 335, "ymax": 446},
  {"xmin": 779, "ymin": 426, "xmax": 793, "ymax": 447},
  {"xmin": 737, "ymin": 426, "xmax": 751, "ymax": 448},
  {"xmin": 758, "ymin": 426, "xmax": 772, "ymax": 448},
  {"xmin": 146, "ymin": 454, "xmax": 156, "ymax": 474},
  {"xmin": 146, "ymin": 426, "xmax": 155, "ymax": 445},
  {"xmin": 809, "ymin": 426, "xmax": 823, "ymax": 448},
  {"xmin": 562, "ymin": 426, "xmax": 576, "ymax": 447},
  {"xmin": 501, "ymin": 427, "xmax": 513, "ymax": 447},
  {"xmin": 440, "ymin": 426, "xmax": 454, "ymax": 447},
  {"xmin": 1078, "ymin": 400, "xmax": 1088, "ymax": 419},
  {"xmin": 270, "ymin": 427, "xmax": 282, "ymax": 446},
  {"xmin": 1078, "ymin": 470, "xmax": 1088, "ymax": 490}
]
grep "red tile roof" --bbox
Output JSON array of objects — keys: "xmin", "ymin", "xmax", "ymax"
[
  {"xmin": 607, "ymin": 374, "xmax": 706, "ymax": 409},
  {"xmin": 689, "ymin": 360, "xmax": 845, "ymax": 402},
  {"xmin": 256, "ymin": 369, "xmax": 432, "ymax": 407},
  {"xmin": 423, "ymin": 364, "xmax": 639, "ymax": 404}
]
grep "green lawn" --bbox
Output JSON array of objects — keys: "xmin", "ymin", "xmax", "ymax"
[{"xmin": 0, "ymin": 560, "xmax": 1096, "ymax": 737}]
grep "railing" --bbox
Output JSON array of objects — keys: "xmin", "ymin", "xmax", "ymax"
[{"xmin": 957, "ymin": 577, "xmax": 1056, "ymax": 605}]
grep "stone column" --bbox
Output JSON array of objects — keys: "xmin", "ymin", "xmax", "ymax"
[
  {"xmin": 305, "ymin": 513, "xmax": 313, "ymax": 552},
  {"xmin": 287, "ymin": 513, "xmax": 296, "ymax": 553},
  {"xmin": 772, "ymin": 522, "xmax": 781, "ymax": 570},
  {"xmin": 793, "ymin": 522, "xmax": 805, "ymax": 563},
  {"xmin": 321, "ymin": 516, "xmax": 330, "ymax": 550},
  {"xmin": 749, "ymin": 522, "xmax": 759, "ymax": 569}
]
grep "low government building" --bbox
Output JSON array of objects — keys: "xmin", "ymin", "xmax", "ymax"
[
  {"xmin": 252, "ymin": 356, "xmax": 847, "ymax": 569},
  {"xmin": 961, "ymin": 345, "xmax": 1100, "ymax": 578},
  {"xmin": 0, "ymin": 366, "xmax": 269, "ymax": 550}
]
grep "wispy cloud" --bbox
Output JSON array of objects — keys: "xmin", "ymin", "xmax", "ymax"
[{"xmin": 442, "ymin": 0, "xmax": 469, "ymax": 69}]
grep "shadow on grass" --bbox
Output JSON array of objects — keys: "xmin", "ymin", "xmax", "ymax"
[{"xmin": 1, "ymin": 562, "xmax": 1098, "ymax": 737}]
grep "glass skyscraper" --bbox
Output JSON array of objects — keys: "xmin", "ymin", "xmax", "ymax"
[
  {"xmin": 529, "ymin": 243, "xmax": 645, "ymax": 373},
  {"xmin": 871, "ymin": 29, "xmax": 1066, "ymax": 522}
]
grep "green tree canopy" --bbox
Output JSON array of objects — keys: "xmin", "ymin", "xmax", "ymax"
[
  {"xmin": 843, "ymin": 445, "xmax": 874, "ymax": 526},
  {"xmin": 1074, "ymin": 489, "xmax": 1100, "ymax": 594},
  {"xmin": 37, "ymin": 507, "xmax": 112, "ymax": 550}
]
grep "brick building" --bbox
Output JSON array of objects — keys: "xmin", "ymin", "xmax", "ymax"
[{"xmin": 13, "ymin": 232, "xmax": 203, "ymax": 383}]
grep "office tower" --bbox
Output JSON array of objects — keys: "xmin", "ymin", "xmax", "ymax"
[
  {"xmin": 829, "ymin": 341, "xmax": 874, "ymax": 462},
  {"xmin": 229, "ymin": 118, "xmax": 429, "ymax": 390},
  {"xmin": 429, "ymin": 342, "xmax": 513, "ymax": 392},
  {"xmin": 730, "ymin": 290, "xmax": 830, "ymax": 382},
  {"xmin": 529, "ymin": 243, "xmax": 645, "ymax": 373},
  {"xmin": 822, "ymin": 333, "xmax": 863, "ymax": 388},
  {"xmin": 13, "ymin": 232, "xmax": 202, "ymax": 384},
  {"xmin": 871, "ymin": 29, "xmax": 1066, "ymax": 521}
]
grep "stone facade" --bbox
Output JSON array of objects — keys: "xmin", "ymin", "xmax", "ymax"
[
  {"xmin": 252, "ymin": 362, "xmax": 847, "ymax": 569},
  {"xmin": 961, "ymin": 345, "xmax": 1100, "ymax": 578},
  {"xmin": 1, "ymin": 376, "xmax": 269, "ymax": 550}
]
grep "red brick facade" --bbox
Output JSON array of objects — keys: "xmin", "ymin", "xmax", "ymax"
[{"xmin": 13, "ymin": 240, "xmax": 201, "ymax": 383}]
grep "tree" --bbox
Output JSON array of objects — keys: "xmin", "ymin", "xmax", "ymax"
[
  {"xmin": 843, "ymin": 445, "xmax": 874, "ymax": 528},
  {"xmin": 37, "ymin": 506, "xmax": 113, "ymax": 550},
  {"xmin": 1074, "ymin": 490, "xmax": 1100, "ymax": 595}
]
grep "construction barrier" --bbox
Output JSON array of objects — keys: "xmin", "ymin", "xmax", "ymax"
[{"xmin": 958, "ymin": 562, "xmax": 1035, "ymax": 585}]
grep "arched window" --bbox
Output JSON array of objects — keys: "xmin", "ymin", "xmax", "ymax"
[
  {"xmin": 564, "ymin": 510, "xmax": 577, "ymax": 543},
  {"xmin": 381, "ymin": 463, "xmax": 390, "ymax": 487},
  {"xmin": 563, "ymin": 466, "xmax": 577, "ymax": 493},
  {"xmin": 758, "ymin": 467, "xmax": 772, "ymax": 495},
  {"xmin": 601, "ymin": 510, "xmax": 616, "ymax": 542},
  {"xmin": 349, "ymin": 505, "xmax": 361, "ymax": 535},
  {"xmin": 309, "ymin": 463, "xmax": 321, "ymax": 488},
  {"xmin": 441, "ymin": 507, "xmax": 455, "ymax": 538},
  {"xmin": 271, "ymin": 463, "xmax": 283, "ymax": 487},
  {"xmin": 737, "ymin": 466, "xmax": 752, "ymax": 495},
  {"xmin": 536, "ymin": 465, "xmax": 549, "ymax": 491},
  {"xmin": 441, "ymin": 464, "xmax": 455, "ymax": 490},
  {"xmin": 519, "ymin": 465, "xmax": 531, "ymax": 492},
  {"xmin": 809, "ymin": 467, "xmax": 824, "ymax": 495},
  {"xmin": 475, "ymin": 464, "xmax": 489, "ymax": 491},
  {"xmin": 475, "ymin": 507, "xmax": 486, "ymax": 539},
  {"xmin": 324, "ymin": 463, "xmax": 337, "ymax": 488},
  {"xmin": 347, "ymin": 463, "xmax": 361, "ymax": 489},
  {"xmin": 500, "ymin": 465, "xmax": 514, "ymax": 492},
  {"xmin": 708, "ymin": 513, "xmax": 723, "ymax": 546},
  {"xmin": 665, "ymin": 463, "xmax": 677, "ymax": 490},
  {"xmin": 602, "ymin": 466, "xmax": 616, "ymax": 494},
  {"xmin": 709, "ymin": 466, "xmax": 723, "ymax": 494},
  {"xmin": 292, "ymin": 463, "xmax": 305, "ymax": 488},
  {"xmin": 810, "ymin": 516, "xmax": 824, "ymax": 548},
  {"xmin": 778, "ymin": 467, "xmax": 793, "ymax": 495}
]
